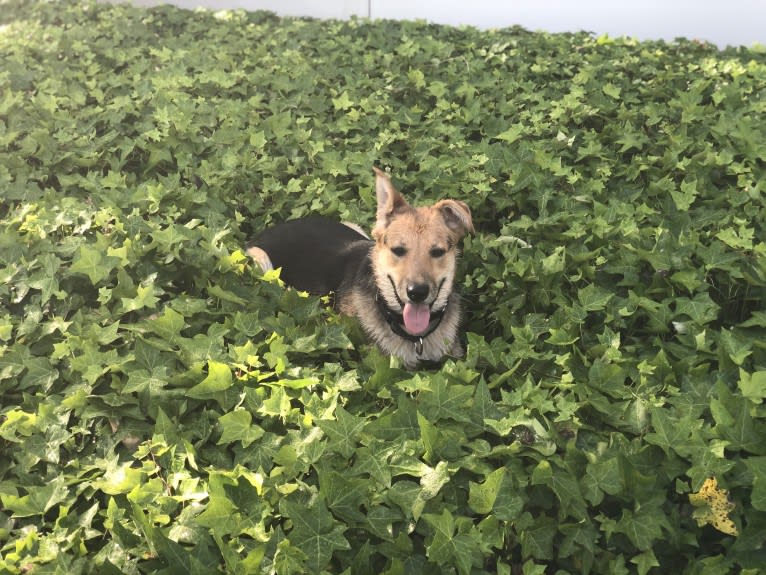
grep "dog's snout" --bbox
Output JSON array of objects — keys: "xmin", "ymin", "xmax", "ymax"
[{"xmin": 406, "ymin": 283, "xmax": 430, "ymax": 303}]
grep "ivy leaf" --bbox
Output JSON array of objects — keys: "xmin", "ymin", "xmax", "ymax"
[
  {"xmin": 582, "ymin": 456, "xmax": 624, "ymax": 505},
  {"xmin": 494, "ymin": 124, "xmax": 524, "ymax": 144},
  {"xmin": 717, "ymin": 328, "xmax": 752, "ymax": 366},
  {"xmin": 578, "ymin": 283, "xmax": 614, "ymax": 311},
  {"xmin": 674, "ymin": 293, "xmax": 720, "ymax": 324},
  {"xmin": 417, "ymin": 410, "xmax": 441, "ymax": 464},
  {"xmin": 412, "ymin": 460, "xmax": 451, "ymax": 521},
  {"xmin": 614, "ymin": 507, "xmax": 666, "ymax": 550},
  {"xmin": 689, "ymin": 477, "xmax": 738, "ymax": 535},
  {"xmin": 19, "ymin": 357, "xmax": 58, "ymax": 392},
  {"xmin": 70, "ymin": 244, "xmax": 120, "ymax": 285},
  {"xmin": 738, "ymin": 370, "xmax": 766, "ymax": 403},
  {"xmin": 318, "ymin": 470, "xmax": 368, "ymax": 525},
  {"xmin": 281, "ymin": 499, "xmax": 350, "ymax": 573},
  {"xmin": 196, "ymin": 491, "xmax": 240, "ymax": 534},
  {"xmin": 332, "ymin": 91, "xmax": 354, "ymax": 111},
  {"xmin": 317, "ymin": 406, "xmax": 366, "ymax": 458},
  {"xmin": 711, "ymin": 383, "xmax": 766, "ymax": 454},
  {"xmin": 670, "ymin": 179, "xmax": 699, "ymax": 211},
  {"xmin": 28, "ymin": 253, "xmax": 64, "ymax": 304},
  {"xmin": 419, "ymin": 377, "xmax": 474, "ymax": 423},
  {"xmin": 520, "ymin": 514, "xmax": 557, "ymax": 560},
  {"xmin": 3, "ymin": 2, "xmax": 766, "ymax": 572},
  {"xmin": 531, "ymin": 460, "xmax": 588, "ymax": 520},
  {"xmin": 645, "ymin": 407, "xmax": 698, "ymax": 457},
  {"xmin": 217, "ymin": 409, "xmax": 265, "ymax": 447},
  {"xmin": 145, "ymin": 307, "xmax": 187, "ymax": 345},
  {"xmin": 92, "ymin": 462, "xmax": 145, "ymax": 496},
  {"xmin": 602, "ymin": 83, "xmax": 621, "ymax": 99},
  {"xmin": 716, "ymin": 226, "xmax": 753, "ymax": 250},
  {"xmin": 121, "ymin": 283, "xmax": 160, "ymax": 313},
  {"xmin": 1, "ymin": 475, "xmax": 69, "ymax": 517},
  {"xmin": 352, "ymin": 441, "xmax": 395, "ymax": 488},
  {"xmin": 187, "ymin": 360, "xmax": 233, "ymax": 399},
  {"xmin": 743, "ymin": 457, "xmax": 766, "ymax": 512},
  {"xmin": 468, "ymin": 467, "xmax": 506, "ymax": 515},
  {"xmin": 123, "ymin": 366, "xmax": 168, "ymax": 394},
  {"xmin": 423, "ymin": 509, "xmax": 480, "ymax": 575},
  {"xmin": 631, "ymin": 549, "xmax": 660, "ymax": 575},
  {"xmin": 259, "ymin": 386, "xmax": 293, "ymax": 419},
  {"xmin": 0, "ymin": 345, "xmax": 30, "ymax": 383}
]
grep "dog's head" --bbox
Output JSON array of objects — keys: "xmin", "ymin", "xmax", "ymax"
[{"xmin": 371, "ymin": 167, "xmax": 474, "ymax": 337}]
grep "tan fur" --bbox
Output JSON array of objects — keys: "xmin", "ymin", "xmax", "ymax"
[{"xmin": 246, "ymin": 245, "xmax": 273, "ymax": 272}]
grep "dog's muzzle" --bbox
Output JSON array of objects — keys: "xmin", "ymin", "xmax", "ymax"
[{"xmin": 379, "ymin": 277, "xmax": 448, "ymax": 355}]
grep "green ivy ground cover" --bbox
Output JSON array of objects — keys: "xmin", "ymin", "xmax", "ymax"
[{"xmin": 1, "ymin": 1, "xmax": 766, "ymax": 573}]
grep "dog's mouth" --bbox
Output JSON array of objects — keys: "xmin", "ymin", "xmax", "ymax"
[
  {"xmin": 402, "ymin": 303, "xmax": 431, "ymax": 335},
  {"xmin": 386, "ymin": 276, "xmax": 446, "ymax": 336}
]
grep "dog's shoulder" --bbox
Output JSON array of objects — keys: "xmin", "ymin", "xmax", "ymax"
[
  {"xmin": 250, "ymin": 217, "xmax": 372, "ymax": 295},
  {"xmin": 250, "ymin": 217, "xmax": 366, "ymax": 254}
]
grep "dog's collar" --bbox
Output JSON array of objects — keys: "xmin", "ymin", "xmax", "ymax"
[{"xmin": 374, "ymin": 292, "xmax": 447, "ymax": 356}]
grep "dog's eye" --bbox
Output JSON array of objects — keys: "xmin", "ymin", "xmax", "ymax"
[
  {"xmin": 430, "ymin": 247, "xmax": 447, "ymax": 258},
  {"xmin": 391, "ymin": 246, "xmax": 408, "ymax": 257}
]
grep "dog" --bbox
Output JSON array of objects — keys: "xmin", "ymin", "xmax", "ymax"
[{"xmin": 246, "ymin": 167, "xmax": 474, "ymax": 367}]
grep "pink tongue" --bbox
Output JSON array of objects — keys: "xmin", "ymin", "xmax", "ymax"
[{"xmin": 403, "ymin": 303, "xmax": 431, "ymax": 335}]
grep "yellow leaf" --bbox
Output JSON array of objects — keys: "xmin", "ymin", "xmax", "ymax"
[{"xmin": 689, "ymin": 477, "xmax": 738, "ymax": 536}]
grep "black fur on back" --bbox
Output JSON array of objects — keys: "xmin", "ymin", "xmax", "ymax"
[{"xmin": 249, "ymin": 217, "xmax": 372, "ymax": 295}]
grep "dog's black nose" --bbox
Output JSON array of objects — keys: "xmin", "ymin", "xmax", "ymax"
[{"xmin": 406, "ymin": 283, "xmax": 430, "ymax": 303}]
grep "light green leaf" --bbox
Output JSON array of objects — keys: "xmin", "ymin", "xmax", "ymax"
[
  {"xmin": 631, "ymin": 549, "xmax": 660, "ymax": 575},
  {"xmin": 217, "ymin": 409, "xmax": 265, "ymax": 447},
  {"xmin": 121, "ymin": 283, "xmax": 160, "ymax": 312},
  {"xmin": 70, "ymin": 244, "xmax": 120, "ymax": 285},
  {"xmin": 670, "ymin": 178, "xmax": 698, "ymax": 211},
  {"xmin": 2, "ymin": 475, "xmax": 69, "ymax": 517},
  {"xmin": 187, "ymin": 360, "xmax": 233, "ymax": 398},
  {"xmin": 123, "ymin": 366, "xmax": 168, "ymax": 394},
  {"xmin": 413, "ymin": 460, "xmax": 451, "ymax": 521},
  {"xmin": 146, "ymin": 307, "xmax": 187, "ymax": 345},
  {"xmin": 417, "ymin": 410, "xmax": 440, "ymax": 464},
  {"xmin": 495, "ymin": 124, "xmax": 524, "ymax": 144},
  {"xmin": 93, "ymin": 462, "xmax": 145, "ymax": 496},
  {"xmin": 332, "ymin": 91, "xmax": 354, "ymax": 110},
  {"xmin": 602, "ymin": 83, "xmax": 621, "ymax": 99},
  {"xmin": 737, "ymin": 369, "xmax": 766, "ymax": 402},
  {"xmin": 196, "ymin": 493, "xmax": 240, "ymax": 533},
  {"xmin": 717, "ymin": 328, "xmax": 752, "ymax": 365},
  {"xmin": 259, "ymin": 386, "xmax": 293, "ymax": 419},
  {"xmin": 578, "ymin": 283, "xmax": 614, "ymax": 311},
  {"xmin": 468, "ymin": 467, "xmax": 506, "ymax": 515},
  {"xmin": 716, "ymin": 226, "xmax": 753, "ymax": 250}
]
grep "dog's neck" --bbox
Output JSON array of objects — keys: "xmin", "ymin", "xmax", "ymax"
[{"xmin": 374, "ymin": 291, "xmax": 448, "ymax": 356}]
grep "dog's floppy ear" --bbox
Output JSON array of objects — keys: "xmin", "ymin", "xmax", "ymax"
[
  {"xmin": 373, "ymin": 167, "xmax": 409, "ymax": 236},
  {"xmin": 436, "ymin": 199, "xmax": 474, "ymax": 238}
]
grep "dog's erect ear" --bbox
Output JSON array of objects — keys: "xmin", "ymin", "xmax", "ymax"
[
  {"xmin": 373, "ymin": 167, "xmax": 409, "ymax": 235},
  {"xmin": 435, "ymin": 199, "xmax": 475, "ymax": 238}
]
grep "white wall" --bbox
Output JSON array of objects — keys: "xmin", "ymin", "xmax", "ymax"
[
  {"xmin": 169, "ymin": 0, "xmax": 368, "ymax": 20},
  {"xmin": 372, "ymin": 0, "xmax": 766, "ymax": 48},
  {"xmin": 124, "ymin": 0, "xmax": 766, "ymax": 48}
]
